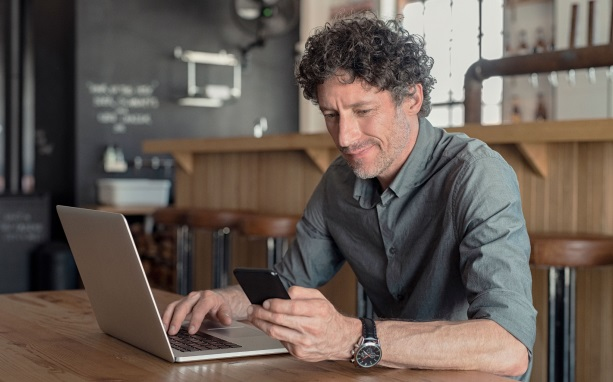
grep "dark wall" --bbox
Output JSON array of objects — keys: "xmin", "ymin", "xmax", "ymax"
[
  {"xmin": 0, "ymin": 0, "xmax": 7, "ymax": 188},
  {"xmin": 75, "ymin": 0, "xmax": 300, "ymax": 206},
  {"xmin": 0, "ymin": 0, "xmax": 74, "ymax": 290},
  {"xmin": 32, "ymin": 0, "xmax": 75, "ymax": 239},
  {"xmin": 1, "ymin": 0, "xmax": 75, "ymax": 240}
]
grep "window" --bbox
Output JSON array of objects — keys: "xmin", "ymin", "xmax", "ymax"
[{"xmin": 401, "ymin": 0, "xmax": 504, "ymax": 126}]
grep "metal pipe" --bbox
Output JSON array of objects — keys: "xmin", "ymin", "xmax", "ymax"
[
  {"xmin": 5, "ymin": 0, "xmax": 23, "ymax": 194},
  {"xmin": 464, "ymin": 44, "xmax": 613, "ymax": 123},
  {"xmin": 588, "ymin": 1, "xmax": 595, "ymax": 46},
  {"xmin": 570, "ymin": 4, "xmax": 578, "ymax": 48},
  {"xmin": 610, "ymin": 0, "xmax": 613, "ymax": 45}
]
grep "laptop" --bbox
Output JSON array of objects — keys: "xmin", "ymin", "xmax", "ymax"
[{"xmin": 56, "ymin": 205, "xmax": 288, "ymax": 362}]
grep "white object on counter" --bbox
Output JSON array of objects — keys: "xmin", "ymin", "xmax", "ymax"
[{"xmin": 96, "ymin": 178, "xmax": 171, "ymax": 207}]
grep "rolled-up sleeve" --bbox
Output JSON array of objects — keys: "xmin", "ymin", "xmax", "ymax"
[{"xmin": 454, "ymin": 154, "xmax": 537, "ymax": 353}]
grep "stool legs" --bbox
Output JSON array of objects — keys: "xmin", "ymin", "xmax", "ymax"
[
  {"xmin": 548, "ymin": 266, "xmax": 576, "ymax": 382},
  {"xmin": 175, "ymin": 225, "xmax": 192, "ymax": 295},
  {"xmin": 266, "ymin": 237, "xmax": 287, "ymax": 269},
  {"xmin": 212, "ymin": 227, "xmax": 232, "ymax": 289}
]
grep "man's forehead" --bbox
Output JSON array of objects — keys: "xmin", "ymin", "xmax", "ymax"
[{"xmin": 317, "ymin": 76, "xmax": 385, "ymax": 104}]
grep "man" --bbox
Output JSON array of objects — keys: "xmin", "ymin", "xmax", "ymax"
[{"xmin": 163, "ymin": 12, "xmax": 536, "ymax": 380}]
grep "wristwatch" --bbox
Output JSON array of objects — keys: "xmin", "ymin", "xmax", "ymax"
[{"xmin": 351, "ymin": 317, "xmax": 382, "ymax": 368}]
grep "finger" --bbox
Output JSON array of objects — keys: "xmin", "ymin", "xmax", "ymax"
[
  {"xmin": 167, "ymin": 292, "xmax": 201, "ymax": 335},
  {"xmin": 161, "ymin": 300, "xmax": 179, "ymax": 331},
  {"xmin": 187, "ymin": 294, "xmax": 221, "ymax": 334},
  {"xmin": 287, "ymin": 286, "xmax": 325, "ymax": 300},
  {"xmin": 250, "ymin": 302, "xmax": 312, "ymax": 336},
  {"xmin": 249, "ymin": 306, "xmax": 302, "ymax": 342},
  {"xmin": 264, "ymin": 296, "xmax": 328, "ymax": 318},
  {"xmin": 215, "ymin": 305, "xmax": 233, "ymax": 325}
]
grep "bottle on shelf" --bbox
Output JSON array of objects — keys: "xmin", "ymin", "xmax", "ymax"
[
  {"xmin": 534, "ymin": 93, "xmax": 548, "ymax": 121},
  {"xmin": 533, "ymin": 28, "xmax": 548, "ymax": 53},
  {"xmin": 548, "ymin": 35, "xmax": 555, "ymax": 52},
  {"xmin": 504, "ymin": 32, "xmax": 512, "ymax": 56},
  {"xmin": 511, "ymin": 95, "xmax": 523, "ymax": 123},
  {"xmin": 517, "ymin": 30, "xmax": 529, "ymax": 55}
]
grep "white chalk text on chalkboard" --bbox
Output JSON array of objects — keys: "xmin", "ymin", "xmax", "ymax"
[
  {"xmin": 0, "ymin": 211, "xmax": 46, "ymax": 243},
  {"xmin": 86, "ymin": 81, "xmax": 160, "ymax": 133}
]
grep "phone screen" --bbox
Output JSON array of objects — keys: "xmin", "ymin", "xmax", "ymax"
[{"xmin": 233, "ymin": 268, "xmax": 290, "ymax": 305}]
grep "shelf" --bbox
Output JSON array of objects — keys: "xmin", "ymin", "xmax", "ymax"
[
  {"xmin": 144, "ymin": 118, "xmax": 613, "ymax": 178},
  {"xmin": 453, "ymin": 118, "xmax": 613, "ymax": 177}
]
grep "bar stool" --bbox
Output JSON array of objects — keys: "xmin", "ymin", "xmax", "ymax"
[
  {"xmin": 151, "ymin": 207, "xmax": 191, "ymax": 295},
  {"xmin": 529, "ymin": 232, "xmax": 613, "ymax": 382},
  {"xmin": 187, "ymin": 209, "xmax": 247, "ymax": 289},
  {"xmin": 238, "ymin": 213, "xmax": 301, "ymax": 269}
]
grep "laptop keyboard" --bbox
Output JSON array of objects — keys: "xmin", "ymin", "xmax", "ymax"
[{"xmin": 169, "ymin": 327, "xmax": 242, "ymax": 352}]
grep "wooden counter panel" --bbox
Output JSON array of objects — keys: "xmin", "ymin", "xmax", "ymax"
[
  {"xmin": 174, "ymin": 150, "xmax": 355, "ymax": 316},
  {"xmin": 181, "ymin": 151, "xmax": 323, "ymax": 213},
  {"xmin": 492, "ymin": 141, "xmax": 613, "ymax": 382}
]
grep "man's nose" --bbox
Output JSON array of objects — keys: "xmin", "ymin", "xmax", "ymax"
[{"xmin": 337, "ymin": 115, "xmax": 360, "ymax": 148}]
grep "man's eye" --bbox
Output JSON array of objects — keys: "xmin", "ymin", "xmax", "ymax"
[
  {"xmin": 356, "ymin": 109, "xmax": 371, "ymax": 116},
  {"xmin": 324, "ymin": 113, "xmax": 338, "ymax": 119}
]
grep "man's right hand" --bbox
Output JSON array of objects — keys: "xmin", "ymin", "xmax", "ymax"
[{"xmin": 162, "ymin": 289, "xmax": 233, "ymax": 335}]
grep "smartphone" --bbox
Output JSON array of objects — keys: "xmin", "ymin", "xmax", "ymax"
[{"xmin": 233, "ymin": 268, "xmax": 290, "ymax": 305}]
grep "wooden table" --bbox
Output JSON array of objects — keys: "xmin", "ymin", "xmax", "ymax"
[{"xmin": 0, "ymin": 289, "xmax": 510, "ymax": 381}]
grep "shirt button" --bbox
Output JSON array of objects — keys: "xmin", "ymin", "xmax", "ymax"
[
  {"xmin": 389, "ymin": 247, "xmax": 397, "ymax": 255},
  {"xmin": 396, "ymin": 294, "xmax": 405, "ymax": 301}
]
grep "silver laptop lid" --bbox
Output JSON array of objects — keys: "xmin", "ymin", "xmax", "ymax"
[
  {"xmin": 57, "ymin": 205, "xmax": 288, "ymax": 363},
  {"xmin": 57, "ymin": 205, "xmax": 176, "ymax": 362}
]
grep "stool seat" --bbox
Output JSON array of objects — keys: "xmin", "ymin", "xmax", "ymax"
[
  {"xmin": 530, "ymin": 232, "xmax": 613, "ymax": 268},
  {"xmin": 152, "ymin": 207, "xmax": 189, "ymax": 226},
  {"xmin": 529, "ymin": 232, "xmax": 613, "ymax": 382},
  {"xmin": 239, "ymin": 214, "xmax": 300, "ymax": 238},
  {"xmin": 187, "ymin": 209, "xmax": 247, "ymax": 230},
  {"xmin": 239, "ymin": 214, "xmax": 300, "ymax": 269}
]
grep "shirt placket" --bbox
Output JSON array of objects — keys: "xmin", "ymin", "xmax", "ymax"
[{"xmin": 377, "ymin": 192, "xmax": 405, "ymax": 301}]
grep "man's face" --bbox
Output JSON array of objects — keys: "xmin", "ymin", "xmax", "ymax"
[{"xmin": 317, "ymin": 73, "xmax": 420, "ymax": 188}]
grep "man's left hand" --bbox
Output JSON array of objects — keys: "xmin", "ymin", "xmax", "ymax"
[{"xmin": 247, "ymin": 286, "xmax": 361, "ymax": 362}]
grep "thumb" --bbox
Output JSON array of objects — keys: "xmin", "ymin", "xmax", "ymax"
[
  {"xmin": 287, "ymin": 285, "xmax": 325, "ymax": 299},
  {"xmin": 216, "ymin": 305, "xmax": 233, "ymax": 325}
]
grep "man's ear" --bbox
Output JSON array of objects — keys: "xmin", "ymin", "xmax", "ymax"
[{"xmin": 402, "ymin": 83, "xmax": 423, "ymax": 116}]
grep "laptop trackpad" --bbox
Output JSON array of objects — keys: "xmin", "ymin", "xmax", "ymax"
[
  {"xmin": 210, "ymin": 327, "xmax": 266, "ymax": 338},
  {"xmin": 200, "ymin": 320, "xmax": 268, "ymax": 338}
]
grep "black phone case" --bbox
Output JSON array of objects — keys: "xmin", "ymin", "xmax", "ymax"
[{"xmin": 233, "ymin": 268, "xmax": 290, "ymax": 305}]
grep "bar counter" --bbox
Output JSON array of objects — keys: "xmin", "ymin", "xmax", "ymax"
[{"xmin": 144, "ymin": 118, "xmax": 613, "ymax": 381}]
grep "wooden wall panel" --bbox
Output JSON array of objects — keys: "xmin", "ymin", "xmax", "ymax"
[
  {"xmin": 492, "ymin": 142, "xmax": 613, "ymax": 382},
  {"xmin": 576, "ymin": 267, "xmax": 613, "ymax": 381},
  {"xmin": 175, "ymin": 150, "xmax": 357, "ymax": 316}
]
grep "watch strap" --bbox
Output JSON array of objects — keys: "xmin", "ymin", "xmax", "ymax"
[{"xmin": 360, "ymin": 317, "xmax": 377, "ymax": 340}]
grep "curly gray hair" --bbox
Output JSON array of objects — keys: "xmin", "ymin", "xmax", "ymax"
[{"xmin": 295, "ymin": 12, "xmax": 436, "ymax": 117}]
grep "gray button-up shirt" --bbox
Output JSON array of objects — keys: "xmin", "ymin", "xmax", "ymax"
[{"xmin": 275, "ymin": 117, "xmax": 536, "ymax": 380}]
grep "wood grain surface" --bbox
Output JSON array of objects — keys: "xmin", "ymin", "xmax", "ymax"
[{"xmin": 0, "ymin": 289, "xmax": 511, "ymax": 382}]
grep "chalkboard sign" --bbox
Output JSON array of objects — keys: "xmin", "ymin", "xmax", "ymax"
[
  {"xmin": 0, "ymin": 194, "xmax": 50, "ymax": 293},
  {"xmin": 74, "ymin": 0, "xmax": 299, "ymax": 207}
]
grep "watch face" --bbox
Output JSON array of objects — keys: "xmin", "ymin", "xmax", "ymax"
[{"xmin": 355, "ymin": 343, "xmax": 382, "ymax": 368}]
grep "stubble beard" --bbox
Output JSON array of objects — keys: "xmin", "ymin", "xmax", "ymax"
[{"xmin": 346, "ymin": 110, "xmax": 411, "ymax": 180}]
